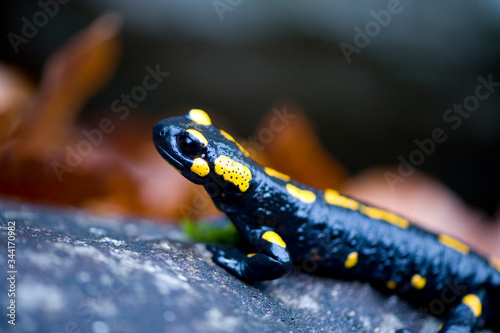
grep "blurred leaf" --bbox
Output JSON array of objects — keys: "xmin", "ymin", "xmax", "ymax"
[
  {"xmin": 21, "ymin": 13, "xmax": 122, "ymax": 151},
  {"xmin": 0, "ymin": 64, "xmax": 34, "ymax": 145},
  {"xmin": 257, "ymin": 104, "xmax": 348, "ymax": 190},
  {"xmin": 182, "ymin": 218, "xmax": 240, "ymax": 245},
  {"xmin": 341, "ymin": 167, "xmax": 500, "ymax": 257}
]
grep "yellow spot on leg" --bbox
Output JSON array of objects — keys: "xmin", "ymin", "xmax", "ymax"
[
  {"xmin": 264, "ymin": 167, "xmax": 290, "ymax": 182},
  {"xmin": 324, "ymin": 189, "xmax": 359, "ymax": 210},
  {"xmin": 214, "ymin": 155, "xmax": 252, "ymax": 192},
  {"xmin": 462, "ymin": 294, "xmax": 482, "ymax": 317},
  {"xmin": 186, "ymin": 129, "xmax": 208, "ymax": 146},
  {"xmin": 359, "ymin": 205, "xmax": 409, "ymax": 229},
  {"xmin": 386, "ymin": 280, "xmax": 397, "ymax": 289},
  {"xmin": 191, "ymin": 158, "xmax": 210, "ymax": 177},
  {"xmin": 344, "ymin": 251, "xmax": 358, "ymax": 269},
  {"xmin": 286, "ymin": 184, "xmax": 316, "ymax": 204},
  {"xmin": 220, "ymin": 130, "xmax": 250, "ymax": 157},
  {"xmin": 188, "ymin": 109, "xmax": 212, "ymax": 126},
  {"xmin": 411, "ymin": 274, "xmax": 427, "ymax": 290},
  {"xmin": 262, "ymin": 231, "xmax": 286, "ymax": 248},
  {"xmin": 438, "ymin": 234, "xmax": 470, "ymax": 254}
]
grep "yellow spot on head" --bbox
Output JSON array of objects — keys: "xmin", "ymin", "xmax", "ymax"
[
  {"xmin": 262, "ymin": 231, "xmax": 286, "ymax": 248},
  {"xmin": 386, "ymin": 280, "xmax": 397, "ymax": 289},
  {"xmin": 462, "ymin": 294, "xmax": 482, "ymax": 317},
  {"xmin": 438, "ymin": 234, "xmax": 470, "ymax": 254},
  {"xmin": 188, "ymin": 109, "xmax": 212, "ymax": 126},
  {"xmin": 214, "ymin": 155, "xmax": 252, "ymax": 192},
  {"xmin": 191, "ymin": 158, "xmax": 210, "ymax": 177},
  {"xmin": 264, "ymin": 167, "xmax": 290, "ymax": 182},
  {"xmin": 186, "ymin": 129, "xmax": 208, "ymax": 146},
  {"xmin": 344, "ymin": 251, "xmax": 358, "ymax": 269},
  {"xmin": 490, "ymin": 257, "xmax": 500, "ymax": 272},
  {"xmin": 324, "ymin": 189, "xmax": 359, "ymax": 210},
  {"xmin": 359, "ymin": 205, "xmax": 409, "ymax": 229},
  {"xmin": 286, "ymin": 184, "xmax": 316, "ymax": 204},
  {"xmin": 247, "ymin": 253, "xmax": 257, "ymax": 258},
  {"xmin": 220, "ymin": 129, "xmax": 250, "ymax": 157},
  {"xmin": 411, "ymin": 274, "xmax": 427, "ymax": 290}
]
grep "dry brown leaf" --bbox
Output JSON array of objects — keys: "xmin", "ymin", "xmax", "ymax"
[
  {"xmin": 20, "ymin": 13, "xmax": 122, "ymax": 152},
  {"xmin": 0, "ymin": 64, "xmax": 34, "ymax": 145},
  {"xmin": 341, "ymin": 167, "xmax": 499, "ymax": 257},
  {"xmin": 256, "ymin": 104, "xmax": 348, "ymax": 190},
  {"xmin": 0, "ymin": 14, "xmax": 141, "ymax": 215}
]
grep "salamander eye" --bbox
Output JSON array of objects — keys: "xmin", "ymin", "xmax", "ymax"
[{"xmin": 177, "ymin": 130, "xmax": 207, "ymax": 156}]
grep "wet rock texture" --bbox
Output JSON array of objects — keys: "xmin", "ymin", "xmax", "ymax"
[{"xmin": 0, "ymin": 199, "xmax": 490, "ymax": 333}]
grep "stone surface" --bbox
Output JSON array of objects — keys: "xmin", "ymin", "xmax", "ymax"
[{"xmin": 0, "ymin": 199, "xmax": 491, "ymax": 333}]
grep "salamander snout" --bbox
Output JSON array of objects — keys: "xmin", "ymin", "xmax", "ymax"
[{"xmin": 152, "ymin": 122, "xmax": 168, "ymax": 143}]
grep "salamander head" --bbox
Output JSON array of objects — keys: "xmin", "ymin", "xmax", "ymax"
[{"xmin": 153, "ymin": 109, "xmax": 253, "ymax": 193}]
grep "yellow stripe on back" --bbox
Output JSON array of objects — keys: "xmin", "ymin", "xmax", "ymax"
[
  {"xmin": 324, "ymin": 189, "xmax": 359, "ymax": 210},
  {"xmin": 359, "ymin": 205, "xmax": 409, "ymax": 229},
  {"xmin": 262, "ymin": 231, "xmax": 286, "ymax": 248},
  {"xmin": 220, "ymin": 129, "xmax": 251, "ymax": 157},
  {"xmin": 264, "ymin": 167, "xmax": 290, "ymax": 182},
  {"xmin": 438, "ymin": 234, "xmax": 470, "ymax": 254},
  {"xmin": 286, "ymin": 184, "xmax": 316, "ymax": 204}
]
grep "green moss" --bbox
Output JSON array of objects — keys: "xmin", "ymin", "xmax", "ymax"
[{"xmin": 182, "ymin": 218, "xmax": 240, "ymax": 245}]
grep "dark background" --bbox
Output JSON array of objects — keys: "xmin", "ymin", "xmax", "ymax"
[{"xmin": 1, "ymin": 0, "xmax": 499, "ymax": 215}]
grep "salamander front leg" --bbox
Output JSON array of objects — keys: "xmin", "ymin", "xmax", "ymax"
[{"xmin": 208, "ymin": 228, "xmax": 292, "ymax": 281}]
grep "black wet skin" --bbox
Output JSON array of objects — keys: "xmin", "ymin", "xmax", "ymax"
[{"xmin": 153, "ymin": 110, "xmax": 500, "ymax": 332}]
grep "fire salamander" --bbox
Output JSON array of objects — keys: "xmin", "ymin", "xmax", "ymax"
[{"xmin": 153, "ymin": 109, "xmax": 500, "ymax": 333}]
